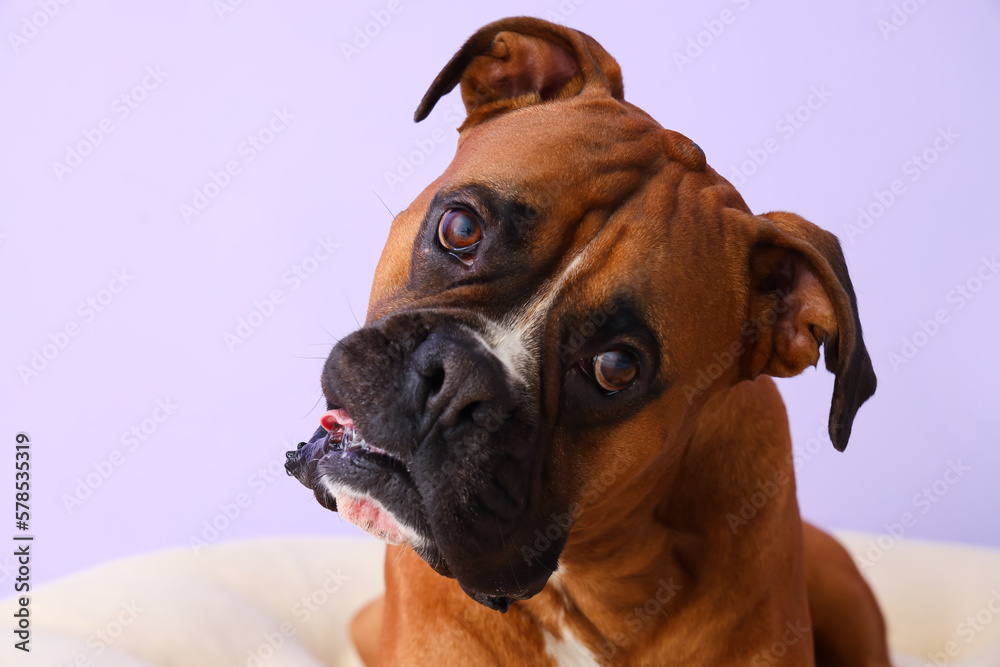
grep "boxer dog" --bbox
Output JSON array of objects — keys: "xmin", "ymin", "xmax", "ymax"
[{"xmin": 286, "ymin": 16, "xmax": 890, "ymax": 666}]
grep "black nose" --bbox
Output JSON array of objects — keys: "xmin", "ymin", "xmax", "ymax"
[{"xmin": 411, "ymin": 332, "xmax": 513, "ymax": 430}]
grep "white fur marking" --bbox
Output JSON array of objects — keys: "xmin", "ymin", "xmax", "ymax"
[
  {"xmin": 543, "ymin": 626, "xmax": 601, "ymax": 667},
  {"xmin": 549, "ymin": 566, "xmax": 572, "ymax": 610},
  {"xmin": 477, "ymin": 253, "xmax": 587, "ymax": 387}
]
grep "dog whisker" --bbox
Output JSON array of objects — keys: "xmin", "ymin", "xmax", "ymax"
[
  {"xmin": 373, "ymin": 190, "xmax": 396, "ymax": 220},
  {"xmin": 345, "ymin": 293, "xmax": 361, "ymax": 328}
]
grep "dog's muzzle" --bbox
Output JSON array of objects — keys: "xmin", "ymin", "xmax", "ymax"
[{"xmin": 285, "ymin": 311, "xmax": 567, "ymax": 610}]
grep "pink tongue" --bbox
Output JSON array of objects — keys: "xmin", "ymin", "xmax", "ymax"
[{"xmin": 320, "ymin": 409, "xmax": 353, "ymax": 432}]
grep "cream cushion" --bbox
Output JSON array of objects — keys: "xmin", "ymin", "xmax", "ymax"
[{"xmin": 3, "ymin": 534, "xmax": 999, "ymax": 666}]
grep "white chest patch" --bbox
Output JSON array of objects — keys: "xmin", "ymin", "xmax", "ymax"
[{"xmin": 542, "ymin": 626, "xmax": 601, "ymax": 667}]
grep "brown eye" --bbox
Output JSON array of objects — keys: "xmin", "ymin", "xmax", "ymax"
[
  {"xmin": 438, "ymin": 209, "xmax": 482, "ymax": 253},
  {"xmin": 593, "ymin": 350, "xmax": 638, "ymax": 393}
]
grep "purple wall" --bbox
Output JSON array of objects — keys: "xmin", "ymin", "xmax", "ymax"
[{"xmin": 2, "ymin": 0, "xmax": 997, "ymax": 586}]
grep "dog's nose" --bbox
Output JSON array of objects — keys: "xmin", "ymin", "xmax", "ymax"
[{"xmin": 411, "ymin": 332, "xmax": 512, "ymax": 430}]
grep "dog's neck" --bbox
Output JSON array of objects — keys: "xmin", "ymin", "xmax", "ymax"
[{"xmin": 520, "ymin": 377, "xmax": 813, "ymax": 664}]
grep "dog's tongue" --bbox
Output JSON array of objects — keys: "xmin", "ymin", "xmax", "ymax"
[{"xmin": 320, "ymin": 408, "xmax": 352, "ymax": 431}]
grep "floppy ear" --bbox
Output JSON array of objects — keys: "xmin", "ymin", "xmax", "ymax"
[
  {"xmin": 414, "ymin": 16, "xmax": 623, "ymax": 128},
  {"xmin": 744, "ymin": 211, "xmax": 876, "ymax": 452}
]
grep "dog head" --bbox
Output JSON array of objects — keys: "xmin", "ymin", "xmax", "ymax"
[{"xmin": 286, "ymin": 17, "xmax": 876, "ymax": 612}]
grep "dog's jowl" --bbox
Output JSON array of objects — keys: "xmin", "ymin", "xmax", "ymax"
[{"xmin": 285, "ymin": 17, "xmax": 889, "ymax": 667}]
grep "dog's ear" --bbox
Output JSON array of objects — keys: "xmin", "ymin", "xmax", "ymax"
[
  {"xmin": 414, "ymin": 16, "xmax": 623, "ymax": 127},
  {"xmin": 744, "ymin": 211, "xmax": 876, "ymax": 452}
]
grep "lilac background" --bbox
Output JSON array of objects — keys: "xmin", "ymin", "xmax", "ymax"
[{"xmin": 2, "ymin": 0, "xmax": 998, "ymax": 587}]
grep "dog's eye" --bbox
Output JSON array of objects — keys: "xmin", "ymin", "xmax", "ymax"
[
  {"xmin": 438, "ymin": 209, "xmax": 482, "ymax": 256},
  {"xmin": 592, "ymin": 349, "xmax": 638, "ymax": 393}
]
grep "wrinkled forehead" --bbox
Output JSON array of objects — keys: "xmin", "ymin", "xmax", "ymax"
[{"xmin": 446, "ymin": 97, "xmax": 665, "ymax": 209}]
